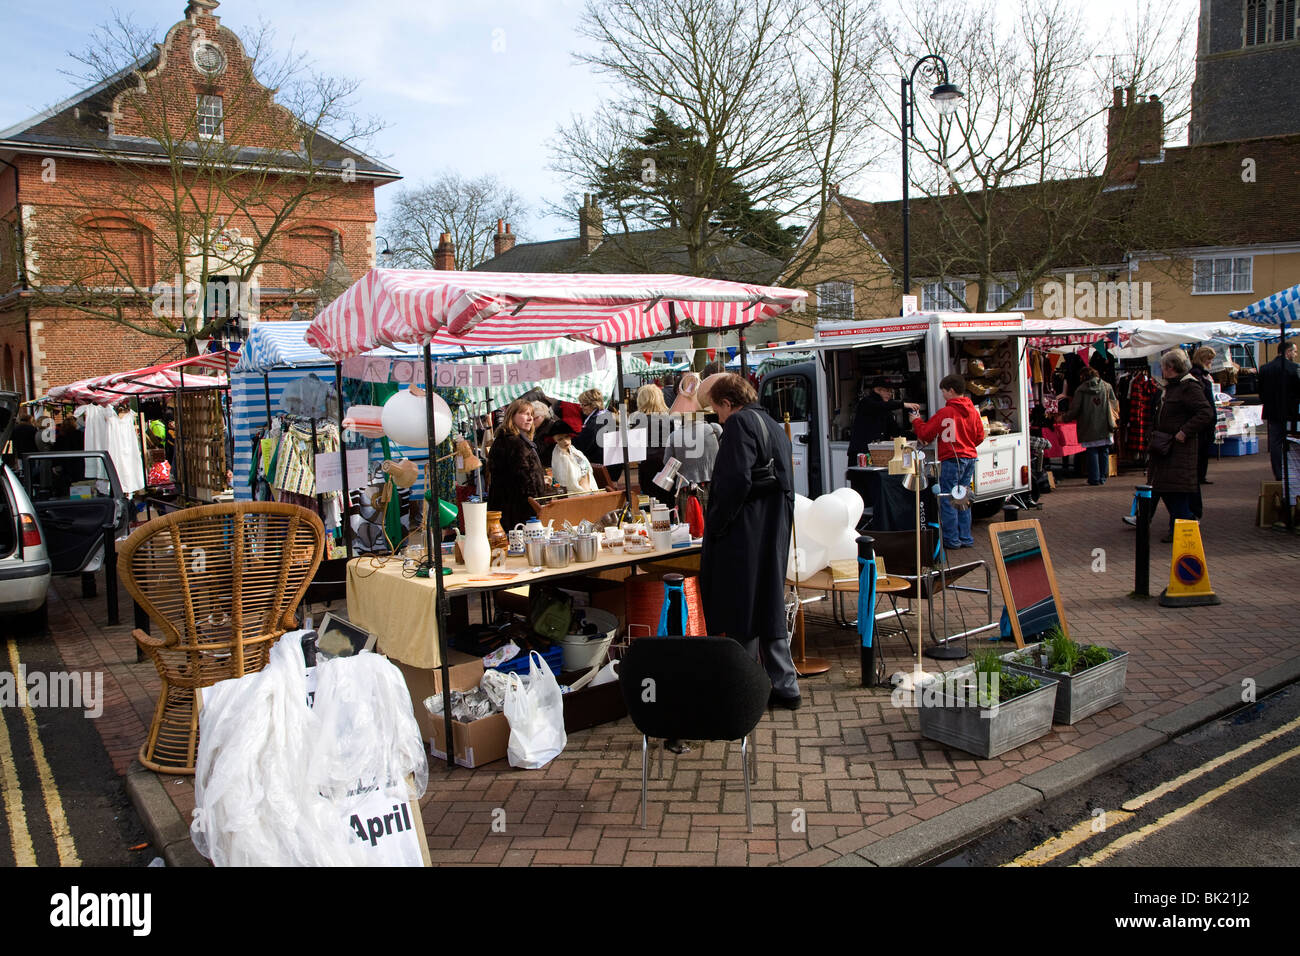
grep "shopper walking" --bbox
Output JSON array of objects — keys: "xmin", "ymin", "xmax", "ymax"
[
  {"xmin": 1257, "ymin": 340, "xmax": 1300, "ymax": 481},
  {"xmin": 699, "ymin": 374, "xmax": 799, "ymax": 709},
  {"xmin": 908, "ymin": 374, "xmax": 986, "ymax": 550},
  {"xmin": 1191, "ymin": 347, "xmax": 1218, "ymax": 486},
  {"xmin": 1058, "ymin": 367, "xmax": 1118, "ymax": 485},
  {"xmin": 1148, "ymin": 349, "xmax": 1215, "ymax": 543}
]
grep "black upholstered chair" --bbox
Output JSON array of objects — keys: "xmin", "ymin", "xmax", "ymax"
[{"xmin": 618, "ymin": 636, "xmax": 770, "ymax": 831}]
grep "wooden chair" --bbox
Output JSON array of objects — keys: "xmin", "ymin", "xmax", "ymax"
[{"xmin": 119, "ymin": 502, "xmax": 325, "ymax": 774}]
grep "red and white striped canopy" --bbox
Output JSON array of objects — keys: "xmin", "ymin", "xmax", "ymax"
[
  {"xmin": 44, "ymin": 368, "xmax": 226, "ymax": 405},
  {"xmin": 304, "ymin": 269, "xmax": 808, "ymax": 358}
]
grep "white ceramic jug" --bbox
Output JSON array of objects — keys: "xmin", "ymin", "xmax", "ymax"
[{"xmin": 460, "ymin": 501, "xmax": 491, "ymax": 574}]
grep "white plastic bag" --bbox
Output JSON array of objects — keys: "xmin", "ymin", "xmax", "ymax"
[{"xmin": 503, "ymin": 652, "xmax": 568, "ymax": 769}]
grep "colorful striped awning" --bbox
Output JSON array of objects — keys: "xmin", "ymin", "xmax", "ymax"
[
  {"xmin": 304, "ymin": 269, "xmax": 808, "ymax": 358},
  {"xmin": 1229, "ymin": 282, "xmax": 1300, "ymax": 327}
]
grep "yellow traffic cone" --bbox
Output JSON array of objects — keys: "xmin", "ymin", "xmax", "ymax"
[{"xmin": 1158, "ymin": 519, "xmax": 1221, "ymax": 607}]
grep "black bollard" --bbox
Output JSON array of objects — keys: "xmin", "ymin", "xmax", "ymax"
[
  {"xmin": 1002, "ymin": 504, "xmax": 1020, "ymax": 524},
  {"xmin": 856, "ymin": 535, "xmax": 876, "ymax": 688},
  {"xmin": 1133, "ymin": 484, "xmax": 1154, "ymax": 597}
]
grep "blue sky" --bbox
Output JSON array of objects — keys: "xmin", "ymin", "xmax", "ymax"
[{"xmin": 1, "ymin": 0, "xmax": 1198, "ymax": 247}]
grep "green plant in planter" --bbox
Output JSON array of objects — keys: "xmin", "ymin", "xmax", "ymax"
[
  {"xmin": 972, "ymin": 649, "xmax": 1040, "ymax": 705},
  {"xmin": 1042, "ymin": 625, "xmax": 1112, "ymax": 674}
]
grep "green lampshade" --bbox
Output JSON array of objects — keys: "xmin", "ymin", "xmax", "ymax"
[{"xmin": 436, "ymin": 498, "xmax": 459, "ymax": 528}]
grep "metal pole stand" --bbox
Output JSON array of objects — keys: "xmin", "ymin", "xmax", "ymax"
[{"xmin": 1131, "ymin": 484, "xmax": 1153, "ymax": 599}]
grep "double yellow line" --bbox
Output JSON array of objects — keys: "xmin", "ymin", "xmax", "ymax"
[
  {"xmin": 0, "ymin": 639, "xmax": 81, "ymax": 866},
  {"xmin": 1007, "ymin": 713, "xmax": 1300, "ymax": 867}
]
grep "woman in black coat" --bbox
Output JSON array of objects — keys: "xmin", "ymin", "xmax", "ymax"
[
  {"xmin": 1148, "ymin": 349, "xmax": 1215, "ymax": 543},
  {"xmin": 486, "ymin": 398, "xmax": 548, "ymax": 532},
  {"xmin": 699, "ymin": 374, "xmax": 799, "ymax": 708}
]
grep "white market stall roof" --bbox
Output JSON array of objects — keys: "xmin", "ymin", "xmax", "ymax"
[
  {"xmin": 1112, "ymin": 319, "xmax": 1278, "ymax": 358},
  {"xmin": 304, "ymin": 269, "xmax": 807, "ymax": 357}
]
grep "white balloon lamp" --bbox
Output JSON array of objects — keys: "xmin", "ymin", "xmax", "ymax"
[{"xmin": 381, "ymin": 385, "xmax": 451, "ymax": 448}]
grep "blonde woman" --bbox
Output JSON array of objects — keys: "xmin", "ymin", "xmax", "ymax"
[
  {"xmin": 636, "ymin": 384, "xmax": 673, "ymax": 507},
  {"xmin": 486, "ymin": 398, "xmax": 548, "ymax": 531}
]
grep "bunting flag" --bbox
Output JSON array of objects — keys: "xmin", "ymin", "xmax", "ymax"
[
  {"xmin": 726, "ymin": 346, "xmax": 738, "ymax": 360},
  {"xmin": 664, "ymin": 350, "xmax": 674, "ymax": 364},
  {"xmin": 683, "ymin": 348, "xmax": 696, "ymax": 365},
  {"xmin": 642, "ymin": 351, "xmax": 653, "ymax": 364},
  {"xmin": 707, "ymin": 348, "xmax": 717, "ymax": 362}
]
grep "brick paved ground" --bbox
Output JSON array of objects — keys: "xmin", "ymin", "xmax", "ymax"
[{"xmin": 45, "ymin": 446, "xmax": 1300, "ymax": 866}]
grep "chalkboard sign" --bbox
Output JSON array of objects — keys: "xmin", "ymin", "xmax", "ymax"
[{"xmin": 987, "ymin": 519, "xmax": 1069, "ymax": 649}]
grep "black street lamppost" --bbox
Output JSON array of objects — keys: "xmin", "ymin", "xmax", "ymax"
[{"xmin": 900, "ymin": 55, "xmax": 963, "ymax": 307}]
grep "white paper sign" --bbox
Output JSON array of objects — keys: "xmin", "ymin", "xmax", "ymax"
[
  {"xmin": 471, "ymin": 364, "xmax": 491, "ymax": 388},
  {"xmin": 363, "ymin": 358, "xmax": 390, "ymax": 383},
  {"xmin": 488, "ymin": 363, "xmax": 505, "ymax": 387},
  {"xmin": 342, "ymin": 356, "xmax": 367, "ymax": 380},
  {"xmin": 592, "ymin": 348, "xmax": 609, "ymax": 369},
  {"xmin": 390, "ymin": 360, "xmax": 415, "ymax": 384},
  {"xmin": 557, "ymin": 350, "xmax": 593, "ymax": 381},
  {"xmin": 907, "ymin": 351, "xmax": 921, "ymax": 373},
  {"xmin": 600, "ymin": 425, "xmax": 648, "ymax": 463},
  {"xmin": 315, "ymin": 448, "xmax": 370, "ymax": 494}
]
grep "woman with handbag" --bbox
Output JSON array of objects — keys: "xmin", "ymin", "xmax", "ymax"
[
  {"xmin": 1058, "ymin": 367, "xmax": 1119, "ymax": 485},
  {"xmin": 1148, "ymin": 349, "xmax": 1215, "ymax": 543},
  {"xmin": 698, "ymin": 374, "xmax": 799, "ymax": 709}
]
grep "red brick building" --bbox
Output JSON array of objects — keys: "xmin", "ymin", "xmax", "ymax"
[{"xmin": 0, "ymin": 0, "xmax": 399, "ymax": 398}]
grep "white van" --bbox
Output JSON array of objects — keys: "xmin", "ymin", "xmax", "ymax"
[{"xmin": 758, "ymin": 312, "xmax": 1038, "ymax": 515}]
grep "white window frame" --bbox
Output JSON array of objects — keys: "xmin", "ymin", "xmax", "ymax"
[
  {"xmin": 1277, "ymin": 0, "xmax": 1298, "ymax": 40},
  {"xmin": 816, "ymin": 280, "xmax": 854, "ymax": 321},
  {"xmin": 987, "ymin": 280, "xmax": 1034, "ymax": 311},
  {"xmin": 1191, "ymin": 256, "xmax": 1252, "ymax": 294},
  {"xmin": 922, "ymin": 279, "xmax": 966, "ymax": 312},
  {"xmin": 197, "ymin": 94, "xmax": 224, "ymax": 141}
]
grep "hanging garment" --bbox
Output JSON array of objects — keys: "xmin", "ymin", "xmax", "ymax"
[
  {"xmin": 1127, "ymin": 374, "xmax": 1159, "ymax": 459},
  {"xmin": 107, "ymin": 408, "xmax": 145, "ymax": 494}
]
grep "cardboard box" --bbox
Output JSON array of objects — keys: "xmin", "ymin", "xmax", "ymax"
[
  {"xmin": 559, "ymin": 670, "xmax": 627, "ymax": 732},
  {"xmin": 394, "ymin": 654, "xmax": 510, "ymax": 768}
]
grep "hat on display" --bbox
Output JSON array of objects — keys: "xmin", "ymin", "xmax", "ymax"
[
  {"xmin": 966, "ymin": 359, "xmax": 986, "ymax": 377},
  {"xmin": 869, "ymin": 376, "xmax": 894, "ymax": 390},
  {"xmin": 696, "ymin": 373, "xmax": 729, "ymax": 411},
  {"xmin": 670, "ymin": 372, "xmax": 703, "ymax": 414}
]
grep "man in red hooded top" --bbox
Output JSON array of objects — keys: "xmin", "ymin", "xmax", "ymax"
[{"xmin": 908, "ymin": 374, "xmax": 987, "ymax": 549}]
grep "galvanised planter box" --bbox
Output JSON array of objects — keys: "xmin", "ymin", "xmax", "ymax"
[
  {"xmin": 916, "ymin": 665, "xmax": 1058, "ymax": 759},
  {"xmin": 1002, "ymin": 644, "xmax": 1129, "ymax": 725}
]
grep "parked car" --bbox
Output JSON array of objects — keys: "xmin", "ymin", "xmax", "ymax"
[
  {"xmin": 19, "ymin": 449, "xmax": 129, "ymax": 577},
  {"xmin": 0, "ymin": 392, "xmax": 52, "ymax": 629}
]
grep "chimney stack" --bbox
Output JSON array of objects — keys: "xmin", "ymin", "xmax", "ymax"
[
  {"xmin": 434, "ymin": 232, "xmax": 456, "ymax": 271},
  {"xmin": 1106, "ymin": 86, "xmax": 1164, "ymax": 184},
  {"xmin": 494, "ymin": 219, "xmax": 516, "ymax": 257},
  {"xmin": 578, "ymin": 193, "xmax": 603, "ymax": 255}
]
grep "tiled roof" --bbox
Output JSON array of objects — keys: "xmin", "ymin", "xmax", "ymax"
[
  {"xmin": 0, "ymin": 54, "xmax": 398, "ymax": 179},
  {"xmin": 474, "ymin": 227, "xmax": 783, "ymax": 284},
  {"xmin": 834, "ymin": 131, "xmax": 1300, "ymax": 277}
]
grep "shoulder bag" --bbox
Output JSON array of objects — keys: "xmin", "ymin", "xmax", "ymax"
[{"xmin": 746, "ymin": 410, "xmax": 781, "ymax": 497}]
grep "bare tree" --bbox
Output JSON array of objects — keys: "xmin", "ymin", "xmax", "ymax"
[
  {"xmin": 22, "ymin": 12, "xmax": 385, "ymax": 354},
  {"xmin": 382, "ymin": 173, "xmax": 528, "ymax": 270},
  {"xmin": 871, "ymin": 0, "xmax": 1201, "ymax": 312},
  {"xmin": 550, "ymin": 0, "xmax": 884, "ymax": 284}
]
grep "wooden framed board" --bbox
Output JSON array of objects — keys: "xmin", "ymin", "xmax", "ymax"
[{"xmin": 986, "ymin": 518, "xmax": 1069, "ymax": 649}]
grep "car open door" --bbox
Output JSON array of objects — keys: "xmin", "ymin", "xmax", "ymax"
[{"xmin": 20, "ymin": 451, "xmax": 126, "ymax": 575}]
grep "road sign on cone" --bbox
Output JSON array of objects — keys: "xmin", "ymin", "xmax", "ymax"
[{"xmin": 1159, "ymin": 519, "xmax": 1220, "ymax": 607}]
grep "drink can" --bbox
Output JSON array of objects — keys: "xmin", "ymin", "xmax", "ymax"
[{"xmin": 857, "ymin": 453, "xmax": 868, "ymax": 467}]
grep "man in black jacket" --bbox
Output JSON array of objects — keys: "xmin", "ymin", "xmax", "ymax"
[
  {"xmin": 699, "ymin": 374, "xmax": 800, "ymax": 709},
  {"xmin": 1258, "ymin": 340, "xmax": 1300, "ymax": 481},
  {"xmin": 847, "ymin": 377, "xmax": 919, "ymax": 461}
]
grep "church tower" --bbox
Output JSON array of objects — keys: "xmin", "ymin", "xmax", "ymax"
[{"xmin": 1190, "ymin": 0, "xmax": 1300, "ymax": 143}]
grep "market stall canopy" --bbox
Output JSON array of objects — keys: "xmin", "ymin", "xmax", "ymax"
[
  {"xmin": 233, "ymin": 320, "xmax": 511, "ymax": 374},
  {"xmin": 1229, "ymin": 282, "xmax": 1300, "ymax": 327},
  {"xmin": 36, "ymin": 352, "xmax": 234, "ymax": 405},
  {"xmin": 40, "ymin": 367, "xmax": 226, "ymax": 405},
  {"xmin": 304, "ymin": 269, "xmax": 808, "ymax": 357},
  {"xmin": 1112, "ymin": 319, "xmax": 1278, "ymax": 358}
]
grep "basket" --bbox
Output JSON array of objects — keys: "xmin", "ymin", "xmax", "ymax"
[
  {"xmin": 624, "ymin": 573, "xmax": 707, "ymax": 637},
  {"xmin": 867, "ymin": 443, "xmax": 895, "ymax": 466},
  {"xmin": 559, "ymin": 608, "xmax": 620, "ymax": 671}
]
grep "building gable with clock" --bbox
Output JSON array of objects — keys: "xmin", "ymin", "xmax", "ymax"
[{"xmin": 0, "ymin": 0, "xmax": 399, "ymax": 397}]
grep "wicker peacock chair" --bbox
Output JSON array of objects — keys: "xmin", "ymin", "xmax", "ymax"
[{"xmin": 120, "ymin": 502, "xmax": 325, "ymax": 774}]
